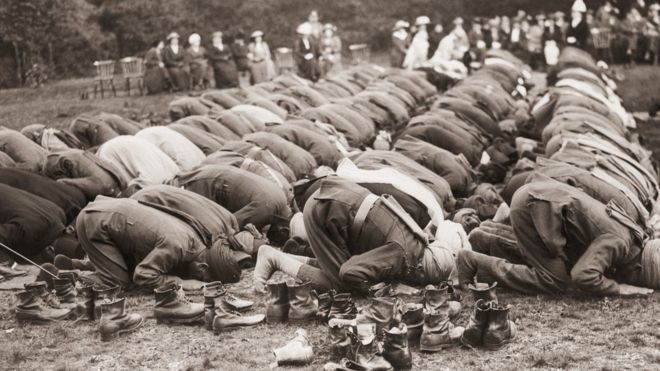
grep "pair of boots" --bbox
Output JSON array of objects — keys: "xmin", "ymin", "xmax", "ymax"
[
  {"xmin": 461, "ymin": 299, "xmax": 516, "ymax": 350},
  {"xmin": 203, "ymin": 281, "xmax": 264, "ymax": 333},
  {"xmin": 15, "ymin": 281, "xmax": 75, "ymax": 324},
  {"xmin": 325, "ymin": 323, "xmax": 395, "ymax": 371},
  {"xmin": 81, "ymin": 283, "xmax": 143, "ymax": 342},
  {"xmin": 273, "ymin": 328, "xmax": 314, "ymax": 366},
  {"xmin": 317, "ymin": 291, "xmax": 358, "ymax": 324},
  {"xmin": 324, "ymin": 354, "xmax": 393, "ymax": 371},
  {"xmin": 266, "ymin": 281, "xmax": 318, "ymax": 323},
  {"xmin": 419, "ymin": 282, "xmax": 465, "ymax": 352},
  {"xmin": 356, "ymin": 296, "xmax": 400, "ymax": 339},
  {"xmin": 154, "ymin": 283, "xmax": 205, "ymax": 325}
]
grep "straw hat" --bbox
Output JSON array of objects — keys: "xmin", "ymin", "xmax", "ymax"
[
  {"xmin": 188, "ymin": 33, "xmax": 201, "ymax": 44},
  {"xmin": 415, "ymin": 16, "xmax": 431, "ymax": 26},
  {"xmin": 251, "ymin": 30, "xmax": 264, "ymax": 38},
  {"xmin": 166, "ymin": 32, "xmax": 180, "ymax": 40},
  {"xmin": 393, "ymin": 20, "xmax": 410, "ymax": 31},
  {"xmin": 297, "ymin": 22, "xmax": 313, "ymax": 35}
]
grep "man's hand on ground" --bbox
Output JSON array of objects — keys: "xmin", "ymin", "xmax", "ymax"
[{"xmin": 619, "ymin": 284, "xmax": 654, "ymax": 297}]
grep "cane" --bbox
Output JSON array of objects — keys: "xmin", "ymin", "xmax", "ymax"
[{"xmin": 0, "ymin": 241, "xmax": 58, "ymax": 279}]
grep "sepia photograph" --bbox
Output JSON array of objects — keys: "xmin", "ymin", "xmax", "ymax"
[{"xmin": 0, "ymin": 0, "xmax": 659, "ymax": 370}]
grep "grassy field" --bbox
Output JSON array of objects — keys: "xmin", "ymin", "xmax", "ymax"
[{"xmin": 1, "ymin": 66, "xmax": 660, "ymax": 371}]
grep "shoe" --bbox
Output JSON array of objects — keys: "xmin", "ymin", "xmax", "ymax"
[
  {"xmin": 273, "ymin": 328, "xmax": 314, "ymax": 366},
  {"xmin": 212, "ymin": 306, "xmax": 264, "ymax": 333},
  {"xmin": 400, "ymin": 303, "xmax": 424, "ymax": 345},
  {"xmin": 356, "ymin": 296, "xmax": 398, "ymax": 338},
  {"xmin": 287, "ymin": 281, "xmax": 318, "ymax": 323},
  {"xmin": 266, "ymin": 281, "xmax": 289, "ymax": 323},
  {"xmin": 317, "ymin": 290, "xmax": 334, "ymax": 323},
  {"xmin": 382, "ymin": 323, "xmax": 412, "ymax": 370},
  {"xmin": 460, "ymin": 299, "xmax": 492, "ymax": 348},
  {"xmin": 93, "ymin": 285, "xmax": 120, "ymax": 320},
  {"xmin": 0, "ymin": 262, "xmax": 27, "ymax": 278},
  {"xmin": 15, "ymin": 290, "xmax": 73, "ymax": 324},
  {"xmin": 53, "ymin": 275, "xmax": 77, "ymax": 308},
  {"xmin": 327, "ymin": 321, "xmax": 354, "ymax": 361},
  {"xmin": 468, "ymin": 281, "xmax": 498, "ymax": 303},
  {"xmin": 328, "ymin": 293, "xmax": 357, "ymax": 321},
  {"xmin": 203, "ymin": 282, "xmax": 225, "ymax": 330},
  {"xmin": 482, "ymin": 303, "xmax": 516, "ymax": 350},
  {"xmin": 356, "ymin": 354, "xmax": 394, "ymax": 371},
  {"xmin": 99, "ymin": 298, "xmax": 144, "ymax": 342},
  {"xmin": 423, "ymin": 283, "xmax": 461, "ymax": 319},
  {"xmin": 419, "ymin": 309, "xmax": 464, "ymax": 352},
  {"xmin": 153, "ymin": 283, "xmax": 204, "ymax": 325},
  {"xmin": 25, "ymin": 281, "xmax": 61, "ymax": 309},
  {"xmin": 368, "ymin": 282, "xmax": 393, "ymax": 298},
  {"xmin": 76, "ymin": 283, "xmax": 95, "ymax": 321}
]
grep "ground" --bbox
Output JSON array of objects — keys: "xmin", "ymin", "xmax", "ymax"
[{"xmin": 1, "ymin": 66, "xmax": 660, "ymax": 371}]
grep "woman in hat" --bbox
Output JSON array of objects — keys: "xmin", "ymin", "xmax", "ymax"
[
  {"xmin": 162, "ymin": 32, "xmax": 190, "ymax": 92},
  {"xmin": 294, "ymin": 22, "xmax": 320, "ymax": 81},
  {"xmin": 319, "ymin": 23, "xmax": 342, "ymax": 77},
  {"xmin": 185, "ymin": 33, "xmax": 208, "ymax": 90},
  {"xmin": 232, "ymin": 31, "xmax": 250, "ymax": 86},
  {"xmin": 144, "ymin": 40, "xmax": 167, "ymax": 94},
  {"xmin": 391, "ymin": 20, "xmax": 410, "ymax": 67},
  {"xmin": 567, "ymin": 0, "xmax": 590, "ymax": 49},
  {"xmin": 208, "ymin": 31, "xmax": 239, "ymax": 89},
  {"xmin": 403, "ymin": 16, "xmax": 431, "ymax": 70},
  {"xmin": 248, "ymin": 30, "xmax": 275, "ymax": 84}
]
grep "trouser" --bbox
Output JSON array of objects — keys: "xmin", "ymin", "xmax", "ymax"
[{"xmin": 468, "ymin": 221, "xmax": 522, "ymax": 264}]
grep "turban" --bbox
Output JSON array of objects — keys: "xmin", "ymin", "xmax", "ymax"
[
  {"xmin": 207, "ymin": 240, "xmax": 241, "ymax": 284},
  {"xmin": 228, "ymin": 226, "xmax": 268, "ymax": 257},
  {"xmin": 641, "ymin": 239, "xmax": 660, "ymax": 289},
  {"xmin": 422, "ymin": 241, "xmax": 457, "ymax": 285}
]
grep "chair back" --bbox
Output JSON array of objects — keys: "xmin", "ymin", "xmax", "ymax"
[
  {"xmin": 275, "ymin": 47, "xmax": 294, "ymax": 73},
  {"xmin": 120, "ymin": 57, "xmax": 144, "ymax": 78},
  {"xmin": 349, "ymin": 44, "xmax": 370, "ymax": 65},
  {"xmin": 93, "ymin": 60, "xmax": 115, "ymax": 80}
]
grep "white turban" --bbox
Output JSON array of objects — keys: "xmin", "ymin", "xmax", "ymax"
[
  {"xmin": 642, "ymin": 239, "xmax": 660, "ymax": 289},
  {"xmin": 188, "ymin": 33, "xmax": 201, "ymax": 45}
]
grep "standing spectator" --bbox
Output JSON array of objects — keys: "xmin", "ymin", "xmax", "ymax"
[
  {"xmin": 500, "ymin": 16, "xmax": 511, "ymax": 48},
  {"xmin": 144, "ymin": 40, "xmax": 167, "ymax": 94},
  {"xmin": 319, "ymin": 24, "xmax": 342, "ymax": 76},
  {"xmin": 232, "ymin": 31, "xmax": 250, "ymax": 86},
  {"xmin": 186, "ymin": 33, "xmax": 208, "ymax": 90},
  {"xmin": 248, "ymin": 31, "xmax": 275, "ymax": 84},
  {"xmin": 294, "ymin": 22, "xmax": 320, "ymax": 81},
  {"xmin": 527, "ymin": 15, "xmax": 546, "ymax": 70},
  {"xmin": 403, "ymin": 16, "xmax": 431, "ymax": 70},
  {"xmin": 308, "ymin": 10, "xmax": 323, "ymax": 41},
  {"xmin": 428, "ymin": 23, "xmax": 445, "ymax": 57},
  {"xmin": 452, "ymin": 17, "xmax": 470, "ymax": 55},
  {"xmin": 208, "ymin": 31, "xmax": 238, "ymax": 89},
  {"xmin": 390, "ymin": 20, "xmax": 410, "ymax": 67},
  {"xmin": 162, "ymin": 32, "xmax": 189, "ymax": 92},
  {"xmin": 509, "ymin": 19, "xmax": 527, "ymax": 60},
  {"xmin": 647, "ymin": 4, "xmax": 660, "ymax": 64},
  {"xmin": 567, "ymin": 0, "xmax": 590, "ymax": 49}
]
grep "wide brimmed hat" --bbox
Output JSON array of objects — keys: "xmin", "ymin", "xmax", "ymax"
[
  {"xmin": 453, "ymin": 17, "xmax": 464, "ymax": 25},
  {"xmin": 323, "ymin": 23, "xmax": 337, "ymax": 31},
  {"xmin": 212, "ymin": 31, "xmax": 223, "ymax": 38},
  {"xmin": 251, "ymin": 30, "xmax": 264, "ymax": 38},
  {"xmin": 207, "ymin": 240, "xmax": 241, "ymax": 284},
  {"xmin": 166, "ymin": 32, "xmax": 180, "ymax": 40},
  {"xmin": 297, "ymin": 22, "xmax": 313, "ymax": 35},
  {"xmin": 572, "ymin": 0, "xmax": 587, "ymax": 13},
  {"xmin": 393, "ymin": 20, "xmax": 410, "ymax": 30},
  {"xmin": 188, "ymin": 33, "xmax": 201, "ymax": 44},
  {"xmin": 415, "ymin": 16, "xmax": 431, "ymax": 26}
]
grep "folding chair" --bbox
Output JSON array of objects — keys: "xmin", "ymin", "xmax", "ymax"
[{"xmin": 93, "ymin": 60, "xmax": 116, "ymax": 99}]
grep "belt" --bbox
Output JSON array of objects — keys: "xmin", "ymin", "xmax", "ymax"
[{"xmin": 350, "ymin": 194, "xmax": 379, "ymax": 243}]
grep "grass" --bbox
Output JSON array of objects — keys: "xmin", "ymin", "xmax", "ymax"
[{"xmin": 1, "ymin": 65, "xmax": 660, "ymax": 370}]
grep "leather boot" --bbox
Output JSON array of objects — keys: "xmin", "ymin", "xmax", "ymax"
[
  {"xmin": 99, "ymin": 298, "xmax": 144, "ymax": 342},
  {"xmin": 93, "ymin": 285, "xmax": 120, "ymax": 320},
  {"xmin": 419, "ymin": 309, "xmax": 464, "ymax": 352},
  {"xmin": 327, "ymin": 322, "xmax": 354, "ymax": 361},
  {"xmin": 460, "ymin": 299, "xmax": 492, "ymax": 348},
  {"xmin": 273, "ymin": 328, "xmax": 314, "ymax": 366},
  {"xmin": 328, "ymin": 293, "xmax": 357, "ymax": 321},
  {"xmin": 317, "ymin": 290, "xmax": 334, "ymax": 323},
  {"xmin": 356, "ymin": 354, "xmax": 394, "ymax": 371},
  {"xmin": 482, "ymin": 303, "xmax": 516, "ymax": 350},
  {"xmin": 76, "ymin": 283, "xmax": 95, "ymax": 321},
  {"xmin": 468, "ymin": 281, "xmax": 498, "ymax": 303},
  {"xmin": 212, "ymin": 305, "xmax": 265, "ymax": 333},
  {"xmin": 266, "ymin": 281, "xmax": 289, "ymax": 323},
  {"xmin": 382, "ymin": 323, "xmax": 412, "ymax": 370},
  {"xmin": 154, "ymin": 283, "xmax": 204, "ymax": 324},
  {"xmin": 203, "ymin": 281, "xmax": 226, "ymax": 330},
  {"xmin": 368, "ymin": 282, "xmax": 393, "ymax": 298},
  {"xmin": 15, "ymin": 290, "xmax": 74, "ymax": 324},
  {"xmin": 400, "ymin": 303, "xmax": 424, "ymax": 345},
  {"xmin": 423, "ymin": 284, "xmax": 461, "ymax": 319},
  {"xmin": 287, "ymin": 281, "xmax": 318, "ymax": 323},
  {"xmin": 25, "ymin": 281, "xmax": 61, "ymax": 309},
  {"xmin": 53, "ymin": 276, "xmax": 77, "ymax": 308},
  {"xmin": 356, "ymin": 297, "xmax": 397, "ymax": 338}
]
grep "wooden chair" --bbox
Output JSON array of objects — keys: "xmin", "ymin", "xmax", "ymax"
[
  {"xmin": 93, "ymin": 60, "xmax": 116, "ymax": 98},
  {"xmin": 275, "ymin": 48, "xmax": 294, "ymax": 74},
  {"xmin": 120, "ymin": 57, "xmax": 144, "ymax": 96},
  {"xmin": 349, "ymin": 44, "xmax": 370, "ymax": 65}
]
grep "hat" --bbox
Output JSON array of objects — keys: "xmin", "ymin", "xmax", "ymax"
[
  {"xmin": 212, "ymin": 31, "xmax": 223, "ymax": 38},
  {"xmin": 572, "ymin": 0, "xmax": 587, "ymax": 13},
  {"xmin": 323, "ymin": 23, "xmax": 337, "ymax": 31},
  {"xmin": 166, "ymin": 32, "xmax": 180, "ymax": 40},
  {"xmin": 251, "ymin": 30, "xmax": 264, "ymax": 38},
  {"xmin": 206, "ymin": 240, "xmax": 241, "ymax": 283},
  {"xmin": 453, "ymin": 17, "xmax": 464, "ymax": 25},
  {"xmin": 297, "ymin": 22, "xmax": 313, "ymax": 35},
  {"xmin": 393, "ymin": 20, "xmax": 410, "ymax": 31},
  {"xmin": 641, "ymin": 239, "xmax": 660, "ymax": 289},
  {"xmin": 188, "ymin": 33, "xmax": 201, "ymax": 45},
  {"xmin": 651, "ymin": 3, "xmax": 660, "ymax": 11},
  {"xmin": 554, "ymin": 11, "xmax": 566, "ymax": 19},
  {"xmin": 415, "ymin": 16, "xmax": 431, "ymax": 26}
]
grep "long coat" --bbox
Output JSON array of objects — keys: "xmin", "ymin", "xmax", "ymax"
[
  {"xmin": 162, "ymin": 45, "xmax": 190, "ymax": 91},
  {"xmin": 208, "ymin": 45, "xmax": 239, "ymax": 89},
  {"xmin": 294, "ymin": 38, "xmax": 320, "ymax": 81}
]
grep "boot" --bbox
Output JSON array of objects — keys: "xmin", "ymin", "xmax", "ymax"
[
  {"xmin": 356, "ymin": 297, "xmax": 397, "ymax": 338},
  {"xmin": 356, "ymin": 354, "xmax": 394, "ymax": 371},
  {"xmin": 15, "ymin": 290, "xmax": 73, "ymax": 324},
  {"xmin": 368, "ymin": 282, "xmax": 393, "ymax": 298},
  {"xmin": 400, "ymin": 303, "xmax": 424, "ymax": 345},
  {"xmin": 25, "ymin": 281, "xmax": 61, "ymax": 309},
  {"xmin": 287, "ymin": 281, "xmax": 318, "ymax": 323},
  {"xmin": 154, "ymin": 283, "xmax": 204, "ymax": 325},
  {"xmin": 93, "ymin": 285, "xmax": 120, "ymax": 320},
  {"xmin": 212, "ymin": 306, "xmax": 265, "ymax": 333},
  {"xmin": 460, "ymin": 299, "xmax": 492, "ymax": 348},
  {"xmin": 327, "ymin": 322, "xmax": 354, "ymax": 361},
  {"xmin": 423, "ymin": 284, "xmax": 461, "ymax": 319},
  {"xmin": 203, "ymin": 281, "xmax": 254, "ymax": 329},
  {"xmin": 419, "ymin": 309, "xmax": 464, "ymax": 352},
  {"xmin": 76, "ymin": 283, "xmax": 95, "ymax": 321},
  {"xmin": 53, "ymin": 276, "xmax": 77, "ymax": 308},
  {"xmin": 468, "ymin": 281, "xmax": 498, "ymax": 303},
  {"xmin": 273, "ymin": 328, "xmax": 314, "ymax": 366},
  {"xmin": 328, "ymin": 293, "xmax": 357, "ymax": 321},
  {"xmin": 266, "ymin": 281, "xmax": 289, "ymax": 323},
  {"xmin": 482, "ymin": 303, "xmax": 516, "ymax": 350},
  {"xmin": 317, "ymin": 290, "xmax": 334, "ymax": 323},
  {"xmin": 99, "ymin": 298, "xmax": 144, "ymax": 342},
  {"xmin": 382, "ymin": 323, "xmax": 412, "ymax": 370}
]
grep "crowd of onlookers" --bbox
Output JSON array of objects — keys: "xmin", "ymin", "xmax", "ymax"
[
  {"xmin": 392, "ymin": 0, "xmax": 660, "ymax": 72},
  {"xmin": 143, "ymin": 11, "xmax": 343, "ymax": 95}
]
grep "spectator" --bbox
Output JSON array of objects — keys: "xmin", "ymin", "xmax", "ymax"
[
  {"xmin": 391, "ymin": 20, "xmax": 410, "ymax": 67},
  {"xmin": 186, "ymin": 33, "xmax": 208, "ymax": 90},
  {"xmin": 509, "ymin": 19, "xmax": 527, "ymax": 59},
  {"xmin": 232, "ymin": 31, "xmax": 250, "ymax": 86},
  {"xmin": 294, "ymin": 22, "xmax": 321, "ymax": 81},
  {"xmin": 308, "ymin": 10, "xmax": 323, "ymax": 41},
  {"xmin": 428, "ymin": 23, "xmax": 445, "ymax": 56},
  {"xmin": 248, "ymin": 30, "xmax": 275, "ymax": 84},
  {"xmin": 162, "ymin": 32, "xmax": 189, "ymax": 92},
  {"xmin": 403, "ymin": 16, "xmax": 431, "ymax": 70},
  {"xmin": 319, "ymin": 23, "xmax": 342, "ymax": 76},
  {"xmin": 208, "ymin": 31, "xmax": 238, "ymax": 89},
  {"xmin": 567, "ymin": 0, "xmax": 590, "ymax": 49},
  {"xmin": 144, "ymin": 40, "xmax": 167, "ymax": 94},
  {"xmin": 528, "ymin": 15, "xmax": 546, "ymax": 70}
]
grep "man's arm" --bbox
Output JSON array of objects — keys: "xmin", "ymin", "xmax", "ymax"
[
  {"xmin": 133, "ymin": 235, "xmax": 187, "ymax": 290},
  {"xmin": 570, "ymin": 235, "xmax": 628, "ymax": 295},
  {"xmin": 338, "ymin": 241, "xmax": 407, "ymax": 294}
]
